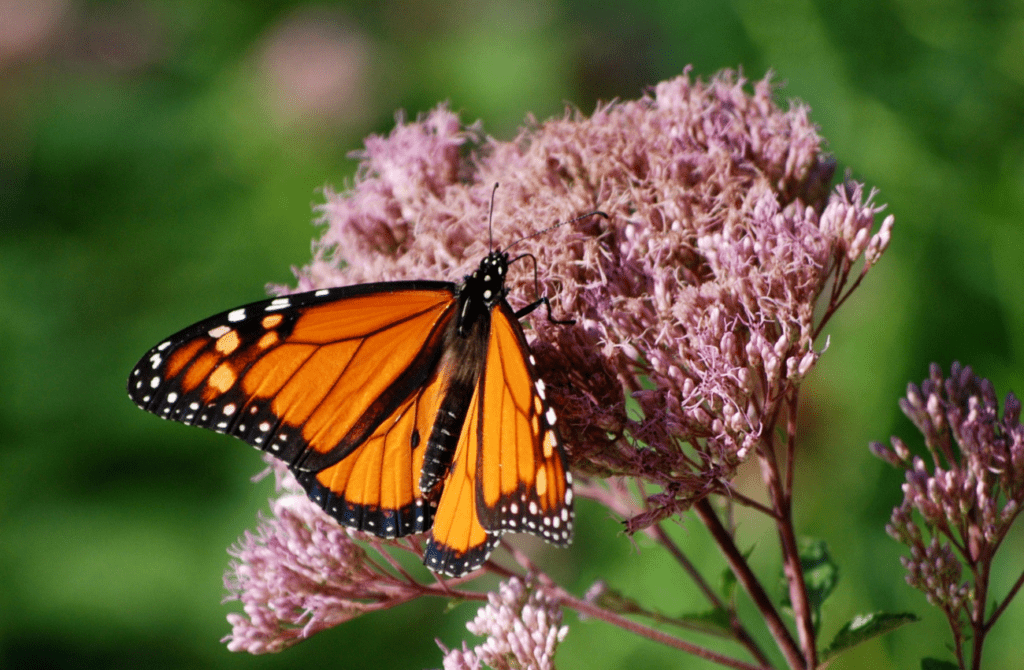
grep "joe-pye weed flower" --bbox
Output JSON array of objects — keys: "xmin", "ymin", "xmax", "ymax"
[
  {"xmin": 222, "ymin": 68, "xmax": 900, "ymax": 669},
  {"xmin": 872, "ymin": 363, "xmax": 1024, "ymax": 670}
]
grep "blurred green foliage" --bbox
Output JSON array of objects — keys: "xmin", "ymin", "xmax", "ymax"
[{"xmin": 1, "ymin": 1, "xmax": 1022, "ymax": 669}]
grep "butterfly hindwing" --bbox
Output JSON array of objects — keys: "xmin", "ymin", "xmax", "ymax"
[
  {"xmin": 423, "ymin": 376, "xmax": 501, "ymax": 575},
  {"xmin": 296, "ymin": 363, "xmax": 453, "ymax": 536}
]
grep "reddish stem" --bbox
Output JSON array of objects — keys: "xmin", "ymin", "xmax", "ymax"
[
  {"xmin": 757, "ymin": 421, "xmax": 816, "ymax": 669},
  {"xmin": 987, "ymin": 567, "xmax": 1024, "ymax": 630},
  {"xmin": 554, "ymin": 586, "xmax": 772, "ymax": 670},
  {"xmin": 650, "ymin": 524, "xmax": 772, "ymax": 666},
  {"xmin": 695, "ymin": 498, "xmax": 804, "ymax": 669}
]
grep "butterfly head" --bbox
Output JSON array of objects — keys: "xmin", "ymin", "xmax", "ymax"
[
  {"xmin": 454, "ymin": 250, "xmax": 509, "ymax": 337},
  {"xmin": 467, "ymin": 249, "xmax": 509, "ymax": 307}
]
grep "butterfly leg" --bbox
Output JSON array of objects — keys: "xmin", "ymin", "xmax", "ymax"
[
  {"xmin": 515, "ymin": 295, "xmax": 574, "ymax": 325},
  {"xmin": 509, "ymin": 252, "xmax": 575, "ymax": 326}
]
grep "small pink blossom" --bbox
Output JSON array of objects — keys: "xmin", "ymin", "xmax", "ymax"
[
  {"xmin": 872, "ymin": 362, "xmax": 1024, "ymax": 664},
  {"xmin": 223, "ymin": 462, "xmax": 429, "ymax": 653},
  {"xmin": 437, "ymin": 577, "xmax": 568, "ymax": 670},
  {"xmin": 873, "ymin": 364, "xmax": 1024, "ymax": 598}
]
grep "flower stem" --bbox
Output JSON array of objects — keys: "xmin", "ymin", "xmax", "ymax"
[
  {"xmin": 694, "ymin": 498, "xmax": 804, "ymax": 668},
  {"xmin": 986, "ymin": 567, "xmax": 1024, "ymax": 629},
  {"xmin": 554, "ymin": 586, "xmax": 772, "ymax": 670},
  {"xmin": 970, "ymin": 553, "xmax": 990, "ymax": 670},
  {"xmin": 650, "ymin": 524, "xmax": 772, "ymax": 666},
  {"xmin": 756, "ymin": 425, "xmax": 817, "ymax": 669}
]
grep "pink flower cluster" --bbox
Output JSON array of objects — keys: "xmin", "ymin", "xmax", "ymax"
[
  {"xmin": 438, "ymin": 577, "xmax": 568, "ymax": 670},
  {"xmin": 224, "ymin": 471, "xmax": 431, "ymax": 653},
  {"xmin": 286, "ymin": 68, "xmax": 892, "ymax": 523},
  {"xmin": 873, "ymin": 362, "xmax": 1024, "ymax": 615}
]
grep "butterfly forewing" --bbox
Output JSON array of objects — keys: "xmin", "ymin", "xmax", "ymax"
[
  {"xmin": 128, "ymin": 282, "xmax": 458, "ymax": 535},
  {"xmin": 475, "ymin": 303, "xmax": 573, "ymax": 544}
]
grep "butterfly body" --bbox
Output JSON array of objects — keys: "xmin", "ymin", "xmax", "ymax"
[{"xmin": 129, "ymin": 249, "xmax": 573, "ymax": 576}]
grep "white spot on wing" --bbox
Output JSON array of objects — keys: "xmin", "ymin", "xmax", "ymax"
[
  {"xmin": 315, "ymin": 289, "xmax": 329, "ymax": 297},
  {"xmin": 265, "ymin": 298, "xmax": 290, "ymax": 311},
  {"xmin": 228, "ymin": 309, "xmax": 246, "ymax": 322},
  {"xmin": 208, "ymin": 325, "xmax": 231, "ymax": 338}
]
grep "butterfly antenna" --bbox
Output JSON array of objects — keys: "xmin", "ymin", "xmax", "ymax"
[
  {"xmin": 488, "ymin": 183, "xmax": 499, "ymax": 250},
  {"xmin": 503, "ymin": 209, "xmax": 608, "ymax": 255}
]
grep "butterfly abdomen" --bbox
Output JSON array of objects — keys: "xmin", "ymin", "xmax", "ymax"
[{"xmin": 419, "ymin": 318, "xmax": 489, "ymax": 494}]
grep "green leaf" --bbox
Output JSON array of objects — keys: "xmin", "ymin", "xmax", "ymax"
[
  {"xmin": 781, "ymin": 538, "xmax": 839, "ymax": 629},
  {"xmin": 820, "ymin": 612, "xmax": 919, "ymax": 662}
]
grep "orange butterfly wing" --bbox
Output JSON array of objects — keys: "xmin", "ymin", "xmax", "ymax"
[
  {"xmin": 423, "ymin": 378, "xmax": 498, "ymax": 574},
  {"xmin": 477, "ymin": 303, "xmax": 573, "ymax": 541},
  {"xmin": 297, "ymin": 359, "xmax": 452, "ymax": 536},
  {"xmin": 128, "ymin": 282, "xmax": 458, "ymax": 536},
  {"xmin": 424, "ymin": 302, "xmax": 573, "ymax": 576}
]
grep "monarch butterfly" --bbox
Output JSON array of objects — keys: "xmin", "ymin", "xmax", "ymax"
[{"xmin": 127, "ymin": 215, "xmax": 591, "ymax": 577}]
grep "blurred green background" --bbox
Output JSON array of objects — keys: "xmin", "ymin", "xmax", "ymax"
[{"xmin": 2, "ymin": 1, "xmax": 1023, "ymax": 668}]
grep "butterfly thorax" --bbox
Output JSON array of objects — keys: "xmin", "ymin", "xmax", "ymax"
[{"xmin": 454, "ymin": 250, "xmax": 509, "ymax": 337}]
